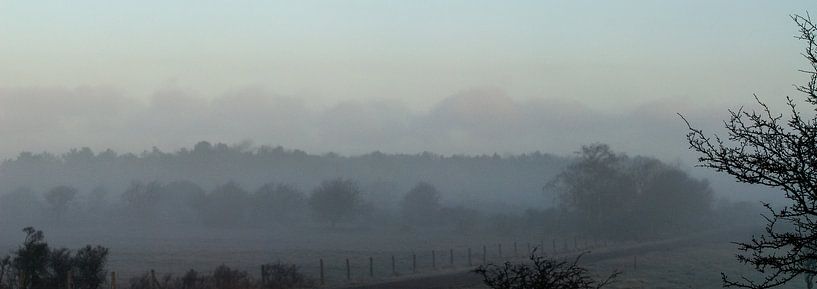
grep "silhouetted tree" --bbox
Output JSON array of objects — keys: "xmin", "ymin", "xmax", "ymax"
[
  {"xmin": 550, "ymin": 144, "xmax": 714, "ymax": 238},
  {"xmin": 474, "ymin": 252, "xmax": 619, "ymax": 289},
  {"xmin": 122, "ymin": 181, "xmax": 164, "ymax": 224},
  {"xmin": 45, "ymin": 186, "xmax": 77, "ymax": 220},
  {"xmin": 45, "ymin": 248, "xmax": 72, "ymax": 289},
  {"xmin": 682, "ymin": 13, "xmax": 817, "ymax": 289},
  {"xmin": 73, "ymin": 246, "xmax": 108, "ymax": 289},
  {"xmin": 400, "ymin": 182, "xmax": 442, "ymax": 226},
  {"xmin": 201, "ymin": 182, "xmax": 251, "ymax": 227},
  {"xmin": 308, "ymin": 179, "xmax": 361, "ymax": 227},
  {"xmin": 631, "ymin": 161, "xmax": 713, "ymax": 234},
  {"xmin": 0, "ymin": 228, "xmax": 109, "ymax": 289},
  {"xmin": 160, "ymin": 181, "xmax": 206, "ymax": 225},
  {"xmin": 13, "ymin": 227, "xmax": 49, "ymax": 289},
  {"xmin": 253, "ymin": 183, "xmax": 307, "ymax": 225},
  {"xmin": 548, "ymin": 144, "xmax": 636, "ymax": 237}
]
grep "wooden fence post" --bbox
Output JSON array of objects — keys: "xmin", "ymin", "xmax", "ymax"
[
  {"xmin": 449, "ymin": 249, "xmax": 454, "ymax": 266},
  {"xmin": 391, "ymin": 255, "xmax": 396, "ymax": 276},
  {"xmin": 514, "ymin": 242, "xmax": 518, "ymax": 257},
  {"xmin": 319, "ymin": 259, "xmax": 325, "ymax": 286},
  {"xmin": 412, "ymin": 254, "xmax": 417, "ymax": 273},
  {"xmin": 150, "ymin": 269, "xmax": 157, "ymax": 289},
  {"xmin": 346, "ymin": 258, "xmax": 351, "ymax": 281},
  {"xmin": 432, "ymin": 250, "xmax": 436, "ymax": 270},
  {"xmin": 369, "ymin": 257, "xmax": 374, "ymax": 278},
  {"xmin": 111, "ymin": 271, "xmax": 117, "ymax": 289}
]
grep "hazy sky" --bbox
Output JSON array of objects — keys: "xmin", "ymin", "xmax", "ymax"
[{"xmin": 0, "ymin": 1, "xmax": 814, "ymax": 159}]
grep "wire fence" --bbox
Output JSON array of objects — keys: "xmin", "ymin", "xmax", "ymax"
[{"xmin": 91, "ymin": 237, "xmax": 627, "ymax": 289}]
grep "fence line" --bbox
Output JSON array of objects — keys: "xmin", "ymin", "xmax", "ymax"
[{"xmin": 95, "ymin": 237, "xmax": 624, "ymax": 289}]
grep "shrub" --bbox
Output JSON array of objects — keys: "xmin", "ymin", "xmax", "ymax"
[
  {"xmin": 0, "ymin": 227, "xmax": 109, "ymax": 289},
  {"xmin": 474, "ymin": 251, "xmax": 619, "ymax": 289},
  {"xmin": 260, "ymin": 263, "xmax": 314, "ymax": 289}
]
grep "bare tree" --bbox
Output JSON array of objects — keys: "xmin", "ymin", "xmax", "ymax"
[
  {"xmin": 45, "ymin": 186, "xmax": 77, "ymax": 220},
  {"xmin": 474, "ymin": 252, "xmax": 619, "ymax": 289},
  {"xmin": 400, "ymin": 182, "xmax": 442, "ymax": 226},
  {"xmin": 682, "ymin": 13, "xmax": 817, "ymax": 289},
  {"xmin": 308, "ymin": 178, "xmax": 361, "ymax": 227}
]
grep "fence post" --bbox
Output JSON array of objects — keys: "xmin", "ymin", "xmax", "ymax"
[
  {"xmin": 633, "ymin": 255, "xmax": 637, "ymax": 270},
  {"xmin": 449, "ymin": 249, "xmax": 454, "ymax": 266},
  {"xmin": 483, "ymin": 245, "xmax": 487, "ymax": 265},
  {"xmin": 369, "ymin": 257, "xmax": 374, "ymax": 278},
  {"xmin": 514, "ymin": 242, "xmax": 518, "ymax": 257},
  {"xmin": 412, "ymin": 254, "xmax": 417, "ymax": 273},
  {"xmin": 111, "ymin": 271, "xmax": 117, "ymax": 289},
  {"xmin": 391, "ymin": 255, "xmax": 396, "ymax": 276},
  {"xmin": 320, "ymin": 259, "xmax": 325, "ymax": 286},
  {"xmin": 432, "ymin": 250, "xmax": 436, "ymax": 270},
  {"xmin": 468, "ymin": 248, "xmax": 472, "ymax": 266},
  {"xmin": 346, "ymin": 258, "xmax": 351, "ymax": 281},
  {"xmin": 150, "ymin": 269, "xmax": 157, "ymax": 289}
]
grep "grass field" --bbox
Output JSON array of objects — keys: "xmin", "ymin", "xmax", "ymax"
[{"xmin": 0, "ymin": 225, "xmax": 796, "ymax": 289}]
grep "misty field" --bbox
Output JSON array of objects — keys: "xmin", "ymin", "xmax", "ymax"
[
  {"xmin": 0, "ymin": 225, "xmax": 521, "ymax": 285},
  {"xmin": 0, "ymin": 225, "xmax": 786, "ymax": 289}
]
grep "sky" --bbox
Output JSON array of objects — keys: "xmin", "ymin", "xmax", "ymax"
[{"xmin": 0, "ymin": 1, "xmax": 814, "ymax": 160}]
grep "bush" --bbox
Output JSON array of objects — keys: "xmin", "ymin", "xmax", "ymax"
[
  {"xmin": 474, "ymin": 251, "xmax": 619, "ymax": 289},
  {"xmin": 260, "ymin": 263, "xmax": 314, "ymax": 289},
  {"xmin": 128, "ymin": 263, "xmax": 313, "ymax": 289},
  {"xmin": 0, "ymin": 227, "xmax": 109, "ymax": 289}
]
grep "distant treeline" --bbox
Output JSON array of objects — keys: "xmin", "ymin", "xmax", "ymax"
[
  {"xmin": 0, "ymin": 142, "xmax": 760, "ymax": 239},
  {"xmin": 0, "ymin": 141, "xmax": 566, "ymax": 211}
]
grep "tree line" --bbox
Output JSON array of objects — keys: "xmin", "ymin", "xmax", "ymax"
[{"xmin": 0, "ymin": 143, "xmax": 752, "ymax": 240}]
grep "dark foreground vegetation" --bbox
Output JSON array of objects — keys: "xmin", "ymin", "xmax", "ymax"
[
  {"xmin": 0, "ymin": 227, "xmax": 108, "ymax": 289},
  {"xmin": 0, "ymin": 228, "xmax": 314, "ymax": 289},
  {"xmin": 128, "ymin": 262, "xmax": 313, "ymax": 289},
  {"xmin": 474, "ymin": 251, "xmax": 619, "ymax": 289},
  {"xmin": 681, "ymin": 12, "xmax": 817, "ymax": 289}
]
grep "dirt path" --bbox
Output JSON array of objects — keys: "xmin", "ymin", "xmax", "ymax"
[{"xmin": 339, "ymin": 228, "xmax": 747, "ymax": 289}]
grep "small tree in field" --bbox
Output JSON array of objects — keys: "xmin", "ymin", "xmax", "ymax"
[
  {"xmin": 45, "ymin": 186, "xmax": 77, "ymax": 220},
  {"xmin": 308, "ymin": 179, "xmax": 361, "ymax": 227},
  {"xmin": 683, "ymin": 14, "xmax": 817, "ymax": 289},
  {"xmin": 400, "ymin": 182, "xmax": 442, "ymax": 226}
]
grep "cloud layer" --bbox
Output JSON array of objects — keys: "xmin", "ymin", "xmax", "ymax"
[{"xmin": 0, "ymin": 85, "xmax": 736, "ymax": 161}]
